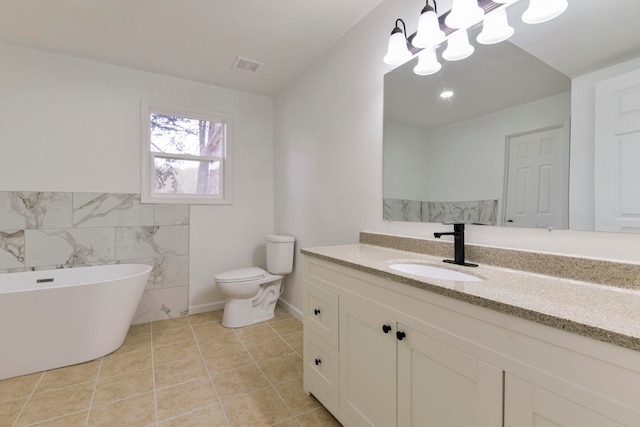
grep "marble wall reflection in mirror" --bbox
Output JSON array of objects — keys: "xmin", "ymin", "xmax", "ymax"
[{"xmin": 382, "ymin": 0, "xmax": 640, "ymax": 232}]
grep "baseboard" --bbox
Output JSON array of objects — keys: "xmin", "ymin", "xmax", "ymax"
[
  {"xmin": 189, "ymin": 298, "xmax": 302, "ymax": 321},
  {"xmin": 277, "ymin": 298, "xmax": 303, "ymax": 321},
  {"xmin": 189, "ymin": 300, "xmax": 226, "ymax": 315}
]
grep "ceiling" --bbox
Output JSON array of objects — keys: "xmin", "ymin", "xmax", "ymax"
[
  {"xmin": 1, "ymin": 0, "xmax": 639, "ymax": 99},
  {"xmin": 0, "ymin": 0, "xmax": 384, "ymax": 96}
]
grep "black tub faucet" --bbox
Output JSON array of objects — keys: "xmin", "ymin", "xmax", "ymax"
[{"xmin": 433, "ymin": 223, "xmax": 478, "ymax": 267}]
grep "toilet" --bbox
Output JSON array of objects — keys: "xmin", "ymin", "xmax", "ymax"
[{"xmin": 215, "ymin": 234, "xmax": 295, "ymax": 328}]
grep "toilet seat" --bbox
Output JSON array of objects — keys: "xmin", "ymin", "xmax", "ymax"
[{"xmin": 215, "ymin": 267, "xmax": 266, "ymax": 283}]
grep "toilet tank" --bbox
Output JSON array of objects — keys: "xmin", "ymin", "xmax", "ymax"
[{"xmin": 266, "ymin": 234, "xmax": 295, "ymax": 275}]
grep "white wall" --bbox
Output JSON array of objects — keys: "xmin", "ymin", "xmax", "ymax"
[
  {"xmin": 385, "ymin": 92, "xmax": 570, "ymax": 203},
  {"xmin": 274, "ymin": 0, "xmax": 640, "ymax": 312},
  {"xmin": 383, "ymin": 120, "xmax": 430, "ymax": 200},
  {"xmin": 0, "ymin": 42, "xmax": 274, "ymax": 314}
]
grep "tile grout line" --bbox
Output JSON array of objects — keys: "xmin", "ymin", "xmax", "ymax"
[
  {"xmin": 84, "ymin": 356, "xmax": 105, "ymax": 427},
  {"xmin": 188, "ymin": 315, "xmax": 233, "ymax": 427},
  {"xmin": 236, "ymin": 321, "xmax": 303, "ymax": 426},
  {"xmin": 150, "ymin": 321, "xmax": 160, "ymax": 427},
  {"xmin": 11, "ymin": 371, "xmax": 44, "ymax": 427},
  {"xmin": 265, "ymin": 321, "xmax": 305, "ymax": 427}
]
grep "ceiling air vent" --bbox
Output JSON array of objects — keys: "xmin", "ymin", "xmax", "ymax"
[{"xmin": 232, "ymin": 56, "xmax": 264, "ymax": 73}]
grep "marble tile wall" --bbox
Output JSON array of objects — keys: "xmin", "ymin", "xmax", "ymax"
[
  {"xmin": 0, "ymin": 192, "xmax": 189, "ymax": 324},
  {"xmin": 383, "ymin": 198, "xmax": 498, "ymax": 225}
]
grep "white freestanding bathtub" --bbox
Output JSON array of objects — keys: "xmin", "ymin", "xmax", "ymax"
[{"xmin": 0, "ymin": 264, "xmax": 152, "ymax": 380}]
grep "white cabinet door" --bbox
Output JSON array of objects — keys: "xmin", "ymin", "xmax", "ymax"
[
  {"xmin": 397, "ymin": 325, "xmax": 503, "ymax": 427},
  {"xmin": 340, "ymin": 299, "xmax": 397, "ymax": 427},
  {"xmin": 505, "ymin": 374, "xmax": 625, "ymax": 427}
]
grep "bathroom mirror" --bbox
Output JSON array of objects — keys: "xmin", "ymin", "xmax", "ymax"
[{"xmin": 383, "ymin": 0, "xmax": 640, "ymax": 231}]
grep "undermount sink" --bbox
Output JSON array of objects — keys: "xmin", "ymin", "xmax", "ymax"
[{"xmin": 388, "ymin": 263, "xmax": 482, "ymax": 282}]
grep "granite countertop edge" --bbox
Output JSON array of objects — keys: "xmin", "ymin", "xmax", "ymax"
[{"xmin": 301, "ymin": 245, "xmax": 640, "ymax": 352}]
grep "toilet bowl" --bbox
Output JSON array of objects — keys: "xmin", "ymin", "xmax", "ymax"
[{"xmin": 215, "ymin": 235, "xmax": 295, "ymax": 328}]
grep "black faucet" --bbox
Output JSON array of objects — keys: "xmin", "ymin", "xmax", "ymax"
[{"xmin": 433, "ymin": 223, "xmax": 478, "ymax": 267}]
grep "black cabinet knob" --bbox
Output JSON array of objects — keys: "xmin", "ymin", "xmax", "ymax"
[
  {"xmin": 382, "ymin": 324, "xmax": 392, "ymax": 334},
  {"xmin": 314, "ymin": 308, "xmax": 321, "ymax": 315},
  {"xmin": 396, "ymin": 331, "xmax": 406, "ymax": 341},
  {"xmin": 315, "ymin": 358, "xmax": 321, "ymax": 365}
]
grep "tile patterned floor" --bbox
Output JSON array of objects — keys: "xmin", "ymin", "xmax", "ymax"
[{"xmin": 0, "ymin": 307, "xmax": 342, "ymax": 427}]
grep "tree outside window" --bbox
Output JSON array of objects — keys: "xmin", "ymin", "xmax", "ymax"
[{"xmin": 141, "ymin": 104, "xmax": 232, "ymax": 204}]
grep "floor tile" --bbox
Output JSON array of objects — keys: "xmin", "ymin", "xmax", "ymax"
[
  {"xmin": 100, "ymin": 349, "xmax": 151, "ymax": 378},
  {"xmin": 126, "ymin": 321, "xmax": 151, "ymax": 338},
  {"xmin": 152, "ymin": 317, "xmax": 189, "ymax": 332},
  {"xmin": 274, "ymin": 377, "xmax": 321, "ymax": 415},
  {"xmin": 154, "ymin": 355, "xmax": 207, "ymax": 389},
  {"xmin": 153, "ymin": 340, "xmax": 200, "ymax": 365},
  {"xmin": 282, "ymin": 332, "xmax": 303, "ymax": 355},
  {"xmin": 296, "ymin": 407, "xmax": 342, "ymax": 427},
  {"xmin": 158, "ymin": 403, "xmax": 229, "ymax": 427},
  {"xmin": 222, "ymin": 387, "xmax": 292, "ymax": 427},
  {"xmin": 156, "ymin": 377, "xmax": 218, "ymax": 421},
  {"xmin": 270, "ymin": 318, "xmax": 303, "ymax": 336},
  {"xmin": 16, "ymin": 381, "xmax": 95, "ymax": 426},
  {"xmin": 245, "ymin": 336, "xmax": 296, "ymax": 363},
  {"xmin": 0, "ymin": 398, "xmax": 26, "ymax": 427},
  {"xmin": 28, "ymin": 411, "xmax": 89, "ymax": 427},
  {"xmin": 234, "ymin": 323, "xmax": 279, "ymax": 343},
  {"xmin": 0, "ymin": 310, "xmax": 314, "ymax": 427},
  {"xmin": 112, "ymin": 332, "xmax": 151, "ymax": 356},
  {"xmin": 274, "ymin": 418, "xmax": 303, "ymax": 427},
  {"xmin": 152, "ymin": 326, "xmax": 194, "ymax": 347},
  {"xmin": 212, "ymin": 365, "xmax": 271, "ymax": 400},
  {"xmin": 202, "ymin": 347, "xmax": 255, "ymax": 375},
  {"xmin": 196, "ymin": 330, "xmax": 243, "ymax": 354},
  {"xmin": 0, "ymin": 372, "xmax": 42, "ymax": 402},
  {"xmin": 35, "ymin": 359, "xmax": 101, "ymax": 393},
  {"xmin": 88, "ymin": 392, "xmax": 155, "ymax": 426},
  {"xmin": 92, "ymin": 368, "xmax": 153, "ymax": 406},
  {"xmin": 258, "ymin": 353, "xmax": 303, "ymax": 385}
]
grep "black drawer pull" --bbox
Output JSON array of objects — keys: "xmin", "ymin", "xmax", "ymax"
[
  {"xmin": 315, "ymin": 358, "xmax": 321, "ymax": 365},
  {"xmin": 382, "ymin": 324, "xmax": 392, "ymax": 334},
  {"xmin": 396, "ymin": 331, "xmax": 406, "ymax": 341},
  {"xmin": 314, "ymin": 308, "xmax": 321, "ymax": 315}
]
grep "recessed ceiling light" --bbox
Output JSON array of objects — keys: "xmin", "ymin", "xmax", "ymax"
[
  {"xmin": 440, "ymin": 90, "xmax": 454, "ymax": 99},
  {"xmin": 232, "ymin": 56, "xmax": 264, "ymax": 73}
]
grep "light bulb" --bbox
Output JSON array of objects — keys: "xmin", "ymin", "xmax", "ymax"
[
  {"xmin": 445, "ymin": 0, "xmax": 484, "ymax": 30},
  {"xmin": 477, "ymin": 9, "xmax": 514, "ymax": 44},
  {"xmin": 443, "ymin": 29, "xmax": 474, "ymax": 61},
  {"xmin": 413, "ymin": 5, "xmax": 446, "ymax": 49},
  {"xmin": 414, "ymin": 49, "xmax": 442, "ymax": 75},
  {"xmin": 383, "ymin": 26, "xmax": 412, "ymax": 65},
  {"xmin": 522, "ymin": 0, "xmax": 568, "ymax": 24}
]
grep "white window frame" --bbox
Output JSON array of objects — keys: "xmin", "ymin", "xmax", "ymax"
[{"xmin": 140, "ymin": 101, "xmax": 233, "ymax": 204}]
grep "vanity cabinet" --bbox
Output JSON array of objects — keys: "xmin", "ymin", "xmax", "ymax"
[
  {"xmin": 304, "ymin": 258, "xmax": 503, "ymax": 427},
  {"xmin": 505, "ymin": 374, "xmax": 625, "ymax": 427},
  {"xmin": 303, "ymin": 255, "xmax": 640, "ymax": 427}
]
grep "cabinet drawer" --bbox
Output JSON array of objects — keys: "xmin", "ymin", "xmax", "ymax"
[
  {"xmin": 304, "ymin": 281, "xmax": 339, "ymax": 348},
  {"xmin": 304, "ymin": 328, "xmax": 339, "ymax": 405}
]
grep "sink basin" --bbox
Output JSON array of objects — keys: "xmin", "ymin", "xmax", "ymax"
[{"xmin": 388, "ymin": 263, "xmax": 482, "ymax": 282}]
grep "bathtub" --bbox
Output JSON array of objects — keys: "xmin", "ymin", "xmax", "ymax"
[{"xmin": 0, "ymin": 264, "xmax": 152, "ymax": 380}]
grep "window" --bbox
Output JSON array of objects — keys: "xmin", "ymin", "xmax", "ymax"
[{"xmin": 141, "ymin": 103, "xmax": 232, "ymax": 204}]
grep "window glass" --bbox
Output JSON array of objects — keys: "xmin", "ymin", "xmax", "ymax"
[{"xmin": 141, "ymin": 105, "xmax": 232, "ymax": 204}]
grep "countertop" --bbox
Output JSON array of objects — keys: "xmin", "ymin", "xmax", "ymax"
[{"xmin": 301, "ymin": 243, "xmax": 640, "ymax": 352}]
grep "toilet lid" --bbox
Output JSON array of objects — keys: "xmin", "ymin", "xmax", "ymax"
[{"xmin": 215, "ymin": 267, "xmax": 266, "ymax": 283}]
